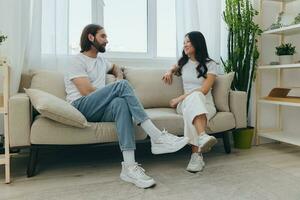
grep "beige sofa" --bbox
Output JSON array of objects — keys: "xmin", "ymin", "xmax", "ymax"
[{"xmin": 8, "ymin": 67, "xmax": 247, "ymax": 177}]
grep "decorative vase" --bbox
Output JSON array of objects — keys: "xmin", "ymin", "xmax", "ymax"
[
  {"xmin": 279, "ymin": 55, "xmax": 293, "ymax": 64},
  {"xmin": 233, "ymin": 127, "xmax": 254, "ymax": 149}
]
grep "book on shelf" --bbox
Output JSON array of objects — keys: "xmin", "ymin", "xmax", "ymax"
[{"xmin": 264, "ymin": 87, "xmax": 300, "ymax": 103}]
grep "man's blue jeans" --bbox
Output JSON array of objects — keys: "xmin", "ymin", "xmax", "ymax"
[{"xmin": 72, "ymin": 80, "xmax": 149, "ymax": 151}]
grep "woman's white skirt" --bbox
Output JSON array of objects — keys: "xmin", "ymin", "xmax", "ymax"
[{"xmin": 176, "ymin": 91, "xmax": 216, "ymax": 146}]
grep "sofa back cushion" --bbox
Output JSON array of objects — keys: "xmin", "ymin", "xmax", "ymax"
[
  {"xmin": 124, "ymin": 67, "xmax": 184, "ymax": 108},
  {"xmin": 30, "ymin": 70, "xmax": 67, "ymax": 100},
  {"xmin": 29, "ymin": 70, "xmax": 116, "ymax": 100},
  {"xmin": 27, "ymin": 68, "xmax": 233, "ymax": 111}
]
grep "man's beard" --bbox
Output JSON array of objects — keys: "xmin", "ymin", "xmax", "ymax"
[{"xmin": 92, "ymin": 39, "xmax": 106, "ymax": 53}]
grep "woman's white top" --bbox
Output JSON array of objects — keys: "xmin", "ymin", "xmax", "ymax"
[{"xmin": 181, "ymin": 59, "xmax": 218, "ymax": 94}]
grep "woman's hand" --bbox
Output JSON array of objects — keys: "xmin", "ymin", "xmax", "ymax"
[
  {"xmin": 162, "ymin": 70, "xmax": 173, "ymax": 85},
  {"xmin": 169, "ymin": 95, "xmax": 187, "ymax": 108}
]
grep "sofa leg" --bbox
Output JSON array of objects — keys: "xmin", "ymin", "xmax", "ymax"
[
  {"xmin": 27, "ymin": 147, "xmax": 39, "ymax": 177},
  {"xmin": 222, "ymin": 132, "xmax": 231, "ymax": 154}
]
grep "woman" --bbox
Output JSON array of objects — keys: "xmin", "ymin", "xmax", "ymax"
[{"xmin": 162, "ymin": 31, "xmax": 218, "ymax": 173}]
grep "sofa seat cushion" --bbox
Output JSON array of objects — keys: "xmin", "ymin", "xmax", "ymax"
[
  {"xmin": 136, "ymin": 108, "xmax": 185, "ymax": 136},
  {"xmin": 30, "ymin": 111, "xmax": 235, "ymax": 145},
  {"xmin": 30, "ymin": 116, "xmax": 147, "ymax": 145},
  {"xmin": 207, "ymin": 112, "xmax": 236, "ymax": 133}
]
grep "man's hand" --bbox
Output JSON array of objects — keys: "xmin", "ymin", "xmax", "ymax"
[{"xmin": 110, "ymin": 64, "xmax": 124, "ymax": 80}]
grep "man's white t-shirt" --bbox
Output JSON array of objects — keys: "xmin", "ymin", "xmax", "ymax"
[
  {"xmin": 181, "ymin": 59, "xmax": 218, "ymax": 100},
  {"xmin": 64, "ymin": 53, "xmax": 113, "ymax": 104}
]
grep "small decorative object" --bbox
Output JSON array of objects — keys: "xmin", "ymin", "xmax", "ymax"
[
  {"xmin": 0, "ymin": 32, "xmax": 8, "ymax": 65},
  {"xmin": 266, "ymin": 12, "xmax": 283, "ymax": 30},
  {"xmin": 270, "ymin": 61, "xmax": 280, "ymax": 65},
  {"xmin": 0, "ymin": 34, "xmax": 7, "ymax": 45},
  {"xmin": 293, "ymin": 13, "xmax": 300, "ymax": 24},
  {"xmin": 275, "ymin": 43, "xmax": 296, "ymax": 64}
]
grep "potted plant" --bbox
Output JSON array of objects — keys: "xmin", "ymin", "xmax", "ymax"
[
  {"xmin": 266, "ymin": 12, "xmax": 283, "ymax": 31},
  {"xmin": 0, "ymin": 34, "xmax": 7, "ymax": 45},
  {"xmin": 222, "ymin": 0, "xmax": 262, "ymax": 149},
  {"xmin": 293, "ymin": 13, "xmax": 300, "ymax": 24},
  {"xmin": 0, "ymin": 33, "xmax": 7, "ymax": 65},
  {"xmin": 275, "ymin": 43, "xmax": 296, "ymax": 64}
]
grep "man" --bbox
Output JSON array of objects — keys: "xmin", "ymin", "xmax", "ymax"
[{"xmin": 64, "ymin": 24, "xmax": 189, "ymax": 188}]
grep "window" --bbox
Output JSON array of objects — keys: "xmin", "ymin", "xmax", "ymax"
[
  {"xmin": 103, "ymin": 0, "xmax": 147, "ymax": 53},
  {"xmin": 41, "ymin": 0, "xmax": 176, "ymax": 58},
  {"xmin": 103, "ymin": 0, "xmax": 176, "ymax": 58},
  {"xmin": 157, "ymin": 0, "xmax": 176, "ymax": 58}
]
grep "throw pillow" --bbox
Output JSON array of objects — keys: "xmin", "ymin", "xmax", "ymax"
[
  {"xmin": 25, "ymin": 88, "xmax": 89, "ymax": 128},
  {"xmin": 212, "ymin": 72, "xmax": 235, "ymax": 112}
]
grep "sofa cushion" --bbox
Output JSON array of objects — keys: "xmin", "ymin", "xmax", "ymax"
[
  {"xmin": 30, "ymin": 110, "xmax": 235, "ymax": 145},
  {"xmin": 30, "ymin": 70, "xmax": 66, "ymax": 100},
  {"xmin": 124, "ymin": 67, "xmax": 184, "ymax": 108},
  {"xmin": 25, "ymin": 88, "xmax": 89, "ymax": 128},
  {"xmin": 212, "ymin": 72, "xmax": 234, "ymax": 112},
  {"xmin": 135, "ymin": 108, "xmax": 185, "ymax": 136},
  {"xmin": 137, "ymin": 109, "xmax": 235, "ymax": 136},
  {"xmin": 29, "ymin": 70, "xmax": 117, "ymax": 100},
  {"xmin": 207, "ymin": 112, "xmax": 236, "ymax": 133},
  {"xmin": 30, "ymin": 116, "xmax": 147, "ymax": 145}
]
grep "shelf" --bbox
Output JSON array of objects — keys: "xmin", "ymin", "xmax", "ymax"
[
  {"xmin": 0, "ymin": 155, "xmax": 5, "ymax": 165},
  {"xmin": 258, "ymin": 63, "xmax": 300, "ymax": 69},
  {"xmin": 259, "ymin": 97, "xmax": 300, "ymax": 107},
  {"xmin": 258, "ymin": 131, "xmax": 300, "ymax": 146},
  {"xmin": 263, "ymin": 23, "xmax": 300, "ymax": 35},
  {"xmin": 264, "ymin": 0, "xmax": 297, "ymax": 2},
  {"xmin": 0, "ymin": 94, "xmax": 3, "ymax": 113}
]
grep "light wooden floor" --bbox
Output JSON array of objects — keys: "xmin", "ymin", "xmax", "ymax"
[{"xmin": 0, "ymin": 142, "xmax": 300, "ymax": 200}]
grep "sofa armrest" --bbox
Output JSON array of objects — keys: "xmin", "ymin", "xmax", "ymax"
[
  {"xmin": 229, "ymin": 90, "xmax": 247, "ymax": 129},
  {"xmin": 9, "ymin": 93, "xmax": 32, "ymax": 147}
]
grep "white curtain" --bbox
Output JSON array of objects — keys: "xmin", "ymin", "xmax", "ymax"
[
  {"xmin": 26, "ymin": 0, "xmax": 70, "ymax": 70},
  {"xmin": 0, "ymin": 0, "xmax": 31, "ymax": 94},
  {"xmin": 176, "ymin": 0, "xmax": 227, "ymax": 66},
  {"xmin": 0, "ymin": 0, "xmax": 72, "ymax": 94}
]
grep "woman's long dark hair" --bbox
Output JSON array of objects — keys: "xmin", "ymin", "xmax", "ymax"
[{"xmin": 176, "ymin": 31, "xmax": 212, "ymax": 79}]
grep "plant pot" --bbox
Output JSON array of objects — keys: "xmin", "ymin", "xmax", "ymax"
[
  {"xmin": 279, "ymin": 55, "xmax": 293, "ymax": 64},
  {"xmin": 233, "ymin": 127, "xmax": 254, "ymax": 149}
]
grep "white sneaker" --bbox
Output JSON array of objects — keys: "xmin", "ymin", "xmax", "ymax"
[
  {"xmin": 186, "ymin": 153, "xmax": 205, "ymax": 173},
  {"xmin": 198, "ymin": 134, "xmax": 217, "ymax": 153},
  {"xmin": 120, "ymin": 162, "xmax": 156, "ymax": 188},
  {"xmin": 151, "ymin": 130, "xmax": 189, "ymax": 154}
]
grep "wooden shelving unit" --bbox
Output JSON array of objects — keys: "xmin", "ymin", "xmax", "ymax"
[
  {"xmin": 256, "ymin": 0, "xmax": 300, "ymax": 146},
  {"xmin": 0, "ymin": 62, "xmax": 10, "ymax": 183}
]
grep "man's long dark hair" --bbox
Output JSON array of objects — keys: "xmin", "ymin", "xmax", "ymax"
[
  {"xmin": 80, "ymin": 24, "xmax": 103, "ymax": 53},
  {"xmin": 176, "ymin": 31, "xmax": 212, "ymax": 79}
]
